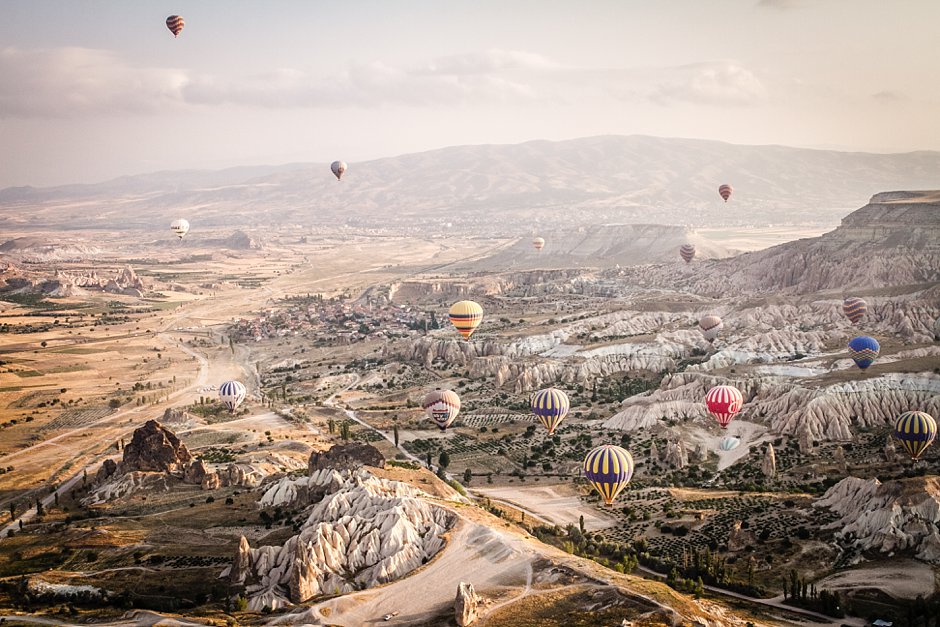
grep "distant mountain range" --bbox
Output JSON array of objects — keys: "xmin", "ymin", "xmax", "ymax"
[{"xmin": 2, "ymin": 135, "xmax": 939, "ymax": 233}]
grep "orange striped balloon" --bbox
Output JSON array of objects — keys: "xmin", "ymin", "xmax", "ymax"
[{"xmin": 448, "ymin": 300, "xmax": 483, "ymax": 340}]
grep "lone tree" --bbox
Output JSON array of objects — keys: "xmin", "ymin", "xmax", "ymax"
[
  {"xmin": 393, "ymin": 424, "xmax": 399, "ymax": 448},
  {"xmin": 463, "ymin": 468, "xmax": 472, "ymax": 484},
  {"xmin": 438, "ymin": 451, "xmax": 450, "ymax": 469},
  {"xmin": 340, "ymin": 422, "xmax": 351, "ymax": 441}
]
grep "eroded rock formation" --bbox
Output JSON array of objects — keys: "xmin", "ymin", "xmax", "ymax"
[
  {"xmin": 227, "ymin": 469, "xmax": 455, "ymax": 610},
  {"xmin": 815, "ymin": 476, "xmax": 940, "ymax": 564}
]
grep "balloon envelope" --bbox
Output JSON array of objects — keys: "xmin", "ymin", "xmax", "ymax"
[
  {"xmin": 719, "ymin": 436, "xmax": 741, "ymax": 451},
  {"xmin": 170, "ymin": 219, "xmax": 190, "ymax": 239},
  {"xmin": 530, "ymin": 388, "xmax": 570, "ymax": 434},
  {"xmin": 533, "ymin": 237, "xmax": 545, "ymax": 251},
  {"xmin": 423, "ymin": 390, "xmax": 461, "ymax": 431},
  {"xmin": 893, "ymin": 411, "xmax": 937, "ymax": 460},
  {"xmin": 699, "ymin": 315, "xmax": 723, "ymax": 343},
  {"xmin": 331, "ymin": 160, "xmax": 347, "ymax": 180},
  {"xmin": 842, "ymin": 297, "xmax": 867, "ymax": 324},
  {"xmin": 219, "ymin": 380, "xmax": 247, "ymax": 413},
  {"xmin": 679, "ymin": 244, "xmax": 695, "ymax": 264},
  {"xmin": 705, "ymin": 385, "xmax": 743, "ymax": 428},
  {"xmin": 718, "ymin": 184, "xmax": 733, "ymax": 202},
  {"xmin": 448, "ymin": 300, "xmax": 483, "ymax": 340},
  {"xmin": 583, "ymin": 445, "xmax": 634, "ymax": 505},
  {"xmin": 848, "ymin": 336, "xmax": 880, "ymax": 370},
  {"xmin": 166, "ymin": 15, "xmax": 185, "ymax": 37}
]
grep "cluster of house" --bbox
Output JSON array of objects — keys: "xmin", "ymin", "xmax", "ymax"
[{"xmin": 229, "ymin": 297, "xmax": 430, "ymax": 344}]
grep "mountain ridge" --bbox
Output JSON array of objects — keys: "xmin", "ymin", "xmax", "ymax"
[{"xmin": 2, "ymin": 135, "xmax": 939, "ymax": 232}]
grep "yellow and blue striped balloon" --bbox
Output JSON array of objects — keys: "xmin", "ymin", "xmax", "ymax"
[
  {"xmin": 848, "ymin": 335, "xmax": 880, "ymax": 370},
  {"xmin": 583, "ymin": 444, "xmax": 634, "ymax": 506},
  {"xmin": 530, "ymin": 387, "xmax": 570, "ymax": 434},
  {"xmin": 893, "ymin": 411, "xmax": 937, "ymax": 460},
  {"xmin": 448, "ymin": 300, "xmax": 483, "ymax": 341}
]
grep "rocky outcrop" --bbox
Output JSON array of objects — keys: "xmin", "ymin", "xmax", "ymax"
[
  {"xmin": 230, "ymin": 536, "xmax": 252, "ymax": 584},
  {"xmin": 308, "ymin": 443, "xmax": 385, "ymax": 474},
  {"xmin": 833, "ymin": 445, "xmax": 847, "ymax": 473},
  {"xmin": 815, "ymin": 476, "xmax": 940, "ymax": 564},
  {"xmin": 229, "ymin": 469, "xmax": 455, "ymax": 610},
  {"xmin": 663, "ymin": 440, "xmax": 688, "ymax": 469},
  {"xmin": 219, "ymin": 230, "xmax": 262, "ymax": 250},
  {"xmin": 183, "ymin": 459, "xmax": 211, "ymax": 485},
  {"xmin": 727, "ymin": 520, "xmax": 756, "ymax": 553},
  {"xmin": 96, "ymin": 458, "xmax": 118, "ymax": 483},
  {"xmin": 761, "ymin": 444, "xmax": 776, "ymax": 480},
  {"xmin": 884, "ymin": 437, "xmax": 898, "ymax": 462},
  {"xmin": 455, "ymin": 581, "xmax": 481, "ymax": 626},
  {"xmin": 122, "ymin": 420, "xmax": 192, "ymax": 474}
]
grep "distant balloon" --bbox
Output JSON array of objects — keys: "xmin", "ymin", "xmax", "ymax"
[
  {"xmin": 165, "ymin": 15, "xmax": 185, "ymax": 37},
  {"xmin": 219, "ymin": 380, "xmax": 247, "ymax": 413},
  {"xmin": 583, "ymin": 445, "xmax": 634, "ymax": 506},
  {"xmin": 533, "ymin": 237, "xmax": 545, "ymax": 251},
  {"xmin": 719, "ymin": 436, "xmax": 741, "ymax": 451},
  {"xmin": 530, "ymin": 387, "xmax": 570, "ymax": 435},
  {"xmin": 842, "ymin": 297, "xmax": 867, "ymax": 324},
  {"xmin": 448, "ymin": 300, "xmax": 483, "ymax": 340},
  {"xmin": 331, "ymin": 160, "xmax": 347, "ymax": 181},
  {"xmin": 848, "ymin": 335, "xmax": 880, "ymax": 370},
  {"xmin": 705, "ymin": 385, "xmax": 744, "ymax": 428},
  {"xmin": 170, "ymin": 219, "xmax": 190, "ymax": 239},
  {"xmin": 718, "ymin": 184, "xmax": 733, "ymax": 202},
  {"xmin": 423, "ymin": 390, "xmax": 461, "ymax": 431},
  {"xmin": 679, "ymin": 244, "xmax": 695, "ymax": 264},
  {"xmin": 893, "ymin": 411, "xmax": 937, "ymax": 460},
  {"xmin": 698, "ymin": 315, "xmax": 723, "ymax": 343}
]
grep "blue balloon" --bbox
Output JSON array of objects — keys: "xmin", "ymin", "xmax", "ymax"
[{"xmin": 848, "ymin": 336, "xmax": 880, "ymax": 370}]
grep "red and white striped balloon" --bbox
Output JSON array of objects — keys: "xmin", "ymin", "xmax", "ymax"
[
  {"xmin": 679, "ymin": 244, "xmax": 695, "ymax": 264},
  {"xmin": 705, "ymin": 385, "xmax": 743, "ymax": 428}
]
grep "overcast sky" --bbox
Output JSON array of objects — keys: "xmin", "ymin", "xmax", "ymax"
[{"xmin": 1, "ymin": 0, "xmax": 938, "ymax": 187}]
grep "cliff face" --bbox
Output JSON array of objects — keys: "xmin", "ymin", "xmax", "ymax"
[
  {"xmin": 229, "ymin": 469, "xmax": 455, "ymax": 610},
  {"xmin": 612, "ymin": 191, "xmax": 940, "ymax": 295},
  {"xmin": 815, "ymin": 476, "xmax": 940, "ymax": 564}
]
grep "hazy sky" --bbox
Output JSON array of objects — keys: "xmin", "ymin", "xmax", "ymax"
[{"xmin": 1, "ymin": 0, "xmax": 939, "ymax": 187}]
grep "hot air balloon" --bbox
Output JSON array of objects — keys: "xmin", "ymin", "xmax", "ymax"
[
  {"xmin": 679, "ymin": 244, "xmax": 695, "ymax": 264},
  {"xmin": 583, "ymin": 445, "xmax": 634, "ymax": 506},
  {"xmin": 166, "ymin": 15, "xmax": 185, "ymax": 37},
  {"xmin": 842, "ymin": 297, "xmax": 867, "ymax": 324},
  {"xmin": 719, "ymin": 436, "xmax": 741, "ymax": 451},
  {"xmin": 533, "ymin": 237, "xmax": 545, "ymax": 251},
  {"xmin": 448, "ymin": 300, "xmax": 483, "ymax": 340},
  {"xmin": 331, "ymin": 161, "xmax": 347, "ymax": 181},
  {"xmin": 219, "ymin": 380, "xmax": 247, "ymax": 413},
  {"xmin": 848, "ymin": 335, "xmax": 880, "ymax": 370},
  {"xmin": 718, "ymin": 184, "xmax": 733, "ymax": 202},
  {"xmin": 699, "ymin": 315, "xmax": 723, "ymax": 343},
  {"xmin": 530, "ymin": 388, "xmax": 569, "ymax": 434},
  {"xmin": 705, "ymin": 385, "xmax": 743, "ymax": 428},
  {"xmin": 423, "ymin": 390, "xmax": 461, "ymax": 431},
  {"xmin": 170, "ymin": 219, "xmax": 190, "ymax": 239},
  {"xmin": 893, "ymin": 411, "xmax": 937, "ymax": 460}
]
